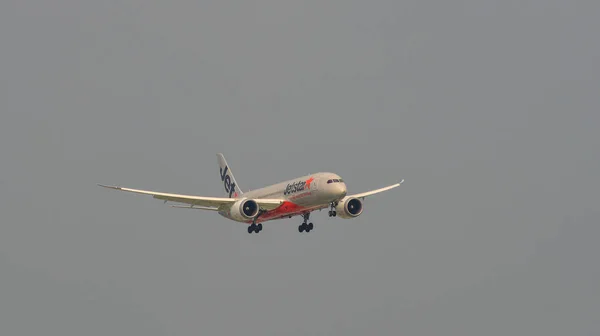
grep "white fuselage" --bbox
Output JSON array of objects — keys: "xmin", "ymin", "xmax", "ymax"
[{"xmin": 219, "ymin": 172, "xmax": 347, "ymax": 223}]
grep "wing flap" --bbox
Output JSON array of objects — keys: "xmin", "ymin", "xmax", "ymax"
[
  {"xmin": 171, "ymin": 205, "xmax": 220, "ymax": 210},
  {"xmin": 253, "ymin": 199, "xmax": 285, "ymax": 211}
]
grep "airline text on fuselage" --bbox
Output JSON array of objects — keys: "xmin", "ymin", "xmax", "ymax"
[{"xmin": 284, "ymin": 180, "xmax": 307, "ymax": 196}]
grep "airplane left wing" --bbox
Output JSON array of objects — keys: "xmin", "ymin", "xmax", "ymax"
[
  {"xmin": 348, "ymin": 179, "xmax": 404, "ymax": 199},
  {"xmin": 97, "ymin": 184, "xmax": 283, "ymax": 211}
]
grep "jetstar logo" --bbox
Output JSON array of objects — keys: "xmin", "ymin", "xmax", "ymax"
[
  {"xmin": 305, "ymin": 177, "xmax": 315, "ymax": 189},
  {"xmin": 220, "ymin": 165, "xmax": 238, "ymax": 198},
  {"xmin": 284, "ymin": 176, "xmax": 314, "ymax": 196}
]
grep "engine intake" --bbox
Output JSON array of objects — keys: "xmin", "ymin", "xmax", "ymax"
[
  {"xmin": 335, "ymin": 196, "xmax": 364, "ymax": 219},
  {"xmin": 229, "ymin": 198, "xmax": 260, "ymax": 221}
]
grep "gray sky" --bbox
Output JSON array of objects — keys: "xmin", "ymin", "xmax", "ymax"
[{"xmin": 1, "ymin": 0, "xmax": 599, "ymax": 335}]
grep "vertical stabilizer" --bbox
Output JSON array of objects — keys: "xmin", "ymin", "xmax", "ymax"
[{"xmin": 216, "ymin": 153, "xmax": 244, "ymax": 198}]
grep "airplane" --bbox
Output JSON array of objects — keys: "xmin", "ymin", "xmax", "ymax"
[{"xmin": 98, "ymin": 153, "xmax": 404, "ymax": 234}]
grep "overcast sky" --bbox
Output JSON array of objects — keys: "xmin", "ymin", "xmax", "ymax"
[{"xmin": 1, "ymin": 0, "xmax": 599, "ymax": 335}]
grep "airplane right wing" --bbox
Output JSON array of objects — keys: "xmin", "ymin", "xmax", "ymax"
[
  {"xmin": 348, "ymin": 179, "xmax": 404, "ymax": 199},
  {"xmin": 98, "ymin": 184, "xmax": 283, "ymax": 211}
]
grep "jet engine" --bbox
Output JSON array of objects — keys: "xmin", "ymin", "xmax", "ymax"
[
  {"xmin": 229, "ymin": 198, "xmax": 260, "ymax": 221},
  {"xmin": 335, "ymin": 196, "xmax": 364, "ymax": 219}
]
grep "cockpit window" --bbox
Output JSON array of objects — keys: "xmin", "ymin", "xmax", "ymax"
[
  {"xmin": 327, "ymin": 179, "xmax": 333, "ymax": 184},
  {"xmin": 333, "ymin": 179, "xmax": 339, "ymax": 182},
  {"xmin": 339, "ymin": 179, "xmax": 343, "ymax": 182}
]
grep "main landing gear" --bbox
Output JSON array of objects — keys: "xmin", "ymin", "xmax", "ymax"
[
  {"xmin": 247, "ymin": 210, "xmax": 266, "ymax": 234},
  {"xmin": 247, "ymin": 223, "xmax": 263, "ymax": 234},
  {"xmin": 328, "ymin": 202, "xmax": 337, "ymax": 217},
  {"xmin": 298, "ymin": 213, "xmax": 314, "ymax": 233}
]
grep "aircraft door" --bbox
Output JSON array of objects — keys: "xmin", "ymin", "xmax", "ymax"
[{"xmin": 311, "ymin": 177, "xmax": 319, "ymax": 192}]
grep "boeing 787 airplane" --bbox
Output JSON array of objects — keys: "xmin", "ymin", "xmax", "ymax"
[{"xmin": 99, "ymin": 153, "xmax": 404, "ymax": 234}]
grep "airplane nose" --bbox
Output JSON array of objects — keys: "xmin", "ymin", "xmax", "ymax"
[{"xmin": 337, "ymin": 183, "xmax": 347, "ymax": 198}]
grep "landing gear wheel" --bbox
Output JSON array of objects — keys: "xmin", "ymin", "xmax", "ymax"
[
  {"xmin": 332, "ymin": 211, "xmax": 337, "ymax": 217},
  {"xmin": 299, "ymin": 212, "xmax": 313, "ymax": 233},
  {"xmin": 247, "ymin": 210, "xmax": 266, "ymax": 234},
  {"xmin": 248, "ymin": 223, "xmax": 262, "ymax": 234}
]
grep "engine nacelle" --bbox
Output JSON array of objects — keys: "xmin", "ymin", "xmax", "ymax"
[
  {"xmin": 229, "ymin": 198, "xmax": 260, "ymax": 221},
  {"xmin": 335, "ymin": 196, "xmax": 364, "ymax": 219}
]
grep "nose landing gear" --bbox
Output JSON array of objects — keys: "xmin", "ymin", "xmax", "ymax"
[{"xmin": 328, "ymin": 202, "xmax": 337, "ymax": 217}]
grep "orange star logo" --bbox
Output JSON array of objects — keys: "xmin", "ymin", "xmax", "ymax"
[{"xmin": 305, "ymin": 177, "xmax": 315, "ymax": 189}]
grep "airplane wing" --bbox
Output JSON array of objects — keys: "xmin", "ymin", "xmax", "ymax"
[
  {"xmin": 348, "ymin": 179, "xmax": 404, "ymax": 199},
  {"xmin": 97, "ymin": 184, "xmax": 284, "ymax": 211}
]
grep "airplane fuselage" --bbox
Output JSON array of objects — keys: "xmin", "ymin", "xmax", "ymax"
[{"xmin": 218, "ymin": 172, "xmax": 347, "ymax": 223}]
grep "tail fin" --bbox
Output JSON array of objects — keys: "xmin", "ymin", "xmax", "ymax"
[{"xmin": 217, "ymin": 153, "xmax": 244, "ymax": 198}]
